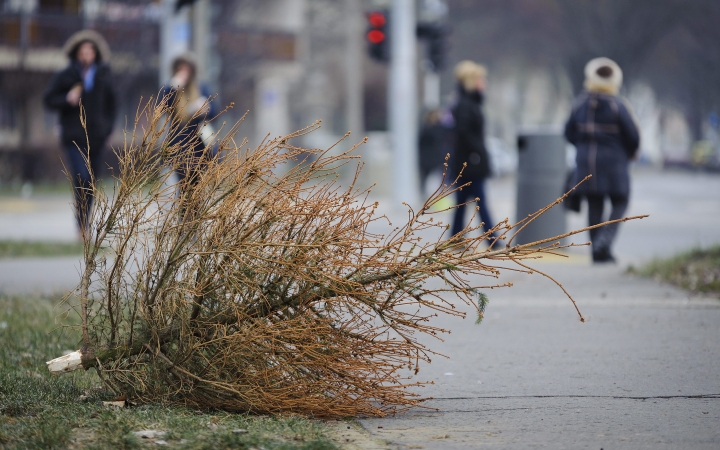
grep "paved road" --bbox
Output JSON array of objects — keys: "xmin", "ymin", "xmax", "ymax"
[
  {"xmin": 1, "ymin": 169, "xmax": 719, "ymax": 449},
  {"xmin": 0, "ymin": 193, "xmax": 80, "ymax": 294}
]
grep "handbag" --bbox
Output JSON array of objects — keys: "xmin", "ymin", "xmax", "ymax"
[{"xmin": 563, "ymin": 169, "xmax": 581, "ymax": 212}]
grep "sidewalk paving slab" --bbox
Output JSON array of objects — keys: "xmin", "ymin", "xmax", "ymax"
[{"xmin": 359, "ymin": 264, "xmax": 720, "ymax": 449}]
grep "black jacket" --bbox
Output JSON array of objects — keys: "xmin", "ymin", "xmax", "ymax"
[
  {"xmin": 43, "ymin": 62, "xmax": 117, "ymax": 147},
  {"xmin": 451, "ymin": 87, "xmax": 492, "ymax": 179},
  {"xmin": 159, "ymin": 84, "xmax": 218, "ymax": 158},
  {"xmin": 564, "ymin": 92, "xmax": 640, "ymax": 196}
]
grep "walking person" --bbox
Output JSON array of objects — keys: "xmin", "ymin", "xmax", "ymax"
[
  {"xmin": 418, "ymin": 108, "xmax": 448, "ymax": 196},
  {"xmin": 160, "ymin": 53, "xmax": 217, "ymax": 201},
  {"xmin": 449, "ymin": 61, "xmax": 499, "ymax": 244},
  {"xmin": 43, "ymin": 30, "xmax": 117, "ymax": 237},
  {"xmin": 564, "ymin": 57, "xmax": 640, "ymax": 263}
]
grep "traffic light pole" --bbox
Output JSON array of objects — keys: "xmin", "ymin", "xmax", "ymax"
[
  {"xmin": 389, "ymin": 0, "xmax": 420, "ymax": 207},
  {"xmin": 160, "ymin": 0, "xmax": 190, "ymax": 84},
  {"xmin": 345, "ymin": 0, "xmax": 365, "ymax": 141}
]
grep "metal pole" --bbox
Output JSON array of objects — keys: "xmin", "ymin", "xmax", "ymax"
[
  {"xmin": 190, "ymin": 0, "xmax": 210, "ymax": 81},
  {"xmin": 345, "ymin": 0, "xmax": 365, "ymax": 140},
  {"xmin": 389, "ymin": 0, "xmax": 419, "ymax": 207},
  {"xmin": 160, "ymin": 0, "xmax": 190, "ymax": 85}
]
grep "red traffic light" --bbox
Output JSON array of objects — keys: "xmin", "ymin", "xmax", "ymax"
[
  {"xmin": 368, "ymin": 12, "xmax": 386, "ymax": 27},
  {"xmin": 366, "ymin": 9, "xmax": 389, "ymax": 62},
  {"xmin": 367, "ymin": 30, "xmax": 385, "ymax": 44}
]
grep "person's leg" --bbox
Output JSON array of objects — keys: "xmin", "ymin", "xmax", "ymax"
[
  {"xmin": 472, "ymin": 178, "xmax": 497, "ymax": 236},
  {"xmin": 85, "ymin": 138, "xmax": 107, "ymax": 221},
  {"xmin": 175, "ymin": 159, "xmax": 203, "ymax": 222},
  {"xmin": 586, "ymin": 194, "xmax": 605, "ymax": 247},
  {"xmin": 594, "ymin": 194, "xmax": 629, "ymax": 255},
  {"xmin": 451, "ymin": 185, "xmax": 472, "ymax": 236},
  {"xmin": 63, "ymin": 143, "xmax": 92, "ymax": 232}
]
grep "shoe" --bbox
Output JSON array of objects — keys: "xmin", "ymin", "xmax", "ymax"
[{"xmin": 592, "ymin": 247, "xmax": 616, "ymax": 263}]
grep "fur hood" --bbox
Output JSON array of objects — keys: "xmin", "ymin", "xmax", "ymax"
[
  {"xmin": 584, "ymin": 57, "xmax": 622, "ymax": 95},
  {"xmin": 63, "ymin": 29, "xmax": 111, "ymax": 62}
]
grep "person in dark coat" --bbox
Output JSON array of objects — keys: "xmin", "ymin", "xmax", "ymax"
[
  {"xmin": 450, "ymin": 61, "xmax": 499, "ymax": 244},
  {"xmin": 564, "ymin": 57, "xmax": 640, "ymax": 263},
  {"xmin": 159, "ymin": 53, "xmax": 217, "ymax": 198},
  {"xmin": 44, "ymin": 30, "xmax": 116, "ymax": 236},
  {"xmin": 418, "ymin": 108, "xmax": 448, "ymax": 195}
]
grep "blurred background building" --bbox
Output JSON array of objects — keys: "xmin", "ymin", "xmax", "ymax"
[{"xmin": 1, "ymin": 0, "xmax": 719, "ymax": 189}]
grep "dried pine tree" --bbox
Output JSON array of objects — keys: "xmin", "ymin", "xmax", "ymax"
[{"xmin": 46, "ymin": 96, "xmax": 645, "ymax": 417}]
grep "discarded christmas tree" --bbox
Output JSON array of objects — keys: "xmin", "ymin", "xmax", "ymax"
[{"xmin": 47, "ymin": 96, "xmax": 645, "ymax": 417}]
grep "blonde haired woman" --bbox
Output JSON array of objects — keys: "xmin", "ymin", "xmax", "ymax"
[
  {"xmin": 564, "ymin": 57, "xmax": 640, "ymax": 263},
  {"xmin": 450, "ymin": 60, "xmax": 499, "ymax": 245},
  {"xmin": 160, "ymin": 53, "xmax": 217, "ymax": 193}
]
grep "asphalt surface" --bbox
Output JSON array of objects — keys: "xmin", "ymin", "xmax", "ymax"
[{"xmin": 1, "ymin": 168, "xmax": 719, "ymax": 449}]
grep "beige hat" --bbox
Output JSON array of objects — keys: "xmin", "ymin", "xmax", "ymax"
[
  {"xmin": 454, "ymin": 60, "xmax": 487, "ymax": 91},
  {"xmin": 63, "ymin": 29, "xmax": 111, "ymax": 62},
  {"xmin": 584, "ymin": 57, "xmax": 623, "ymax": 95}
]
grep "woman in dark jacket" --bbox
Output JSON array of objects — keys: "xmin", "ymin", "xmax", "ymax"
[
  {"xmin": 160, "ymin": 53, "xmax": 217, "ymax": 197},
  {"xmin": 43, "ymin": 30, "xmax": 117, "ymax": 236},
  {"xmin": 564, "ymin": 57, "xmax": 640, "ymax": 263},
  {"xmin": 450, "ymin": 61, "xmax": 498, "ymax": 244}
]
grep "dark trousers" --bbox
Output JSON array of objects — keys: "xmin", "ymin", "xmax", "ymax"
[
  {"xmin": 586, "ymin": 193, "xmax": 629, "ymax": 252},
  {"xmin": 64, "ymin": 139, "xmax": 105, "ymax": 232},
  {"xmin": 173, "ymin": 136, "xmax": 211, "ymax": 220},
  {"xmin": 451, "ymin": 177, "xmax": 497, "ymax": 238}
]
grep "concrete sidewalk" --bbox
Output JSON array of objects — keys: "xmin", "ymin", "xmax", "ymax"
[{"xmin": 358, "ymin": 264, "xmax": 720, "ymax": 449}]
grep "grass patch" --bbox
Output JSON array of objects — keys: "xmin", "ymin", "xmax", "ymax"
[
  {"xmin": 630, "ymin": 245, "xmax": 720, "ymax": 296},
  {"xmin": 0, "ymin": 241, "xmax": 85, "ymax": 258},
  {"xmin": 0, "ymin": 294, "xmax": 341, "ymax": 449},
  {"xmin": 0, "ymin": 181, "xmax": 71, "ymax": 197}
]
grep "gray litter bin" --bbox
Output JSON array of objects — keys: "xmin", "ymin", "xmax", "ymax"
[{"xmin": 514, "ymin": 132, "xmax": 566, "ymax": 246}]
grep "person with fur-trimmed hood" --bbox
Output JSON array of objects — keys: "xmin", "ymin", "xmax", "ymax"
[
  {"xmin": 43, "ymin": 29, "xmax": 117, "ymax": 237},
  {"xmin": 450, "ymin": 60, "xmax": 500, "ymax": 246},
  {"xmin": 564, "ymin": 57, "xmax": 640, "ymax": 263}
]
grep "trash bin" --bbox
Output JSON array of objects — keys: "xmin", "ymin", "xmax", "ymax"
[{"xmin": 514, "ymin": 132, "xmax": 566, "ymax": 246}]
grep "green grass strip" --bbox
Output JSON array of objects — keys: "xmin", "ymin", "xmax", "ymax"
[
  {"xmin": 0, "ymin": 295, "xmax": 339, "ymax": 449},
  {"xmin": 0, "ymin": 240, "xmax": 85, "ymax": 258},
  {"xmin": 631, "ymin": 245, "xmax": 720, "ymax": 295}
]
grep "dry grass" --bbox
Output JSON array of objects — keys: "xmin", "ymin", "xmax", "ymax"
[{"xmin": 54, "ymin": 94, "xmax": 646, "ymax": 418}]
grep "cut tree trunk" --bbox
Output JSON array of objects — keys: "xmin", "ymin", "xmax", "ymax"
[{"xmin": 46, "ymin": 350, "xmax": 84, "ymax": 375}]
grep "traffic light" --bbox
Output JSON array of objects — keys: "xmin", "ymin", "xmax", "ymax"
[
  {"xmin": 427, "ymin": 26, "xmax": 448, "ymax": 72},
  {"xmin": 366, "ymin": 10, "xmax": 390, "ymax": 62},
  {"xmin": 416, "ymin": 23, "xmax": 448, "ymax": 72}
]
